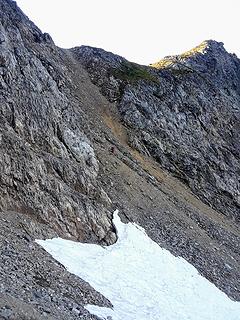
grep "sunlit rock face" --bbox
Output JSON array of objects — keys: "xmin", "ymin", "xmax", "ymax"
[
  {"xmin": 37, "ymin": 211, "xmax": 240, "ymax": 320},
  {"xmin": 73, "ymin": 41, "xmax": 240, "ymax": 220}
]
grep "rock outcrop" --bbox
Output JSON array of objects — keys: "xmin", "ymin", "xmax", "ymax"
[
  {"xmin": 0, "ymin": 0, "xmax": 116, "ymax": 244},
  {"xmin": 72, "ymin": 41, "xmax": 240, "ymax": 220}
]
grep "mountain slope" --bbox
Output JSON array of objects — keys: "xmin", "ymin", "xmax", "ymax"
[
  {"xmin": 72, "ymin": 41, "xmax": 240, "ymax": 221},
  {"xmin": 0, "ymin": 0, "xmax": 116, "ymax": 244},
  {"xmin": 0, "ymin": 0, "xmax": 239, "ymax": 319}
]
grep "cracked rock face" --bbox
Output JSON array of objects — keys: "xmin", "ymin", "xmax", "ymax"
[
  {"xmin": 62, "ymin": 128, "xmax": 99, "ymax": 178},
  {"xmin": 0, "ymin": 0, "xmax": 116, "ymax": 244},
  {"xmin": 72, "ymin": 41, "xmax": 240, "ymax": 221}
]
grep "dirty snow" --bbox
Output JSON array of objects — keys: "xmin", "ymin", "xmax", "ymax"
[{"xmin": 36, "ymin": 210, "xmax": 240, "ymax": 320}]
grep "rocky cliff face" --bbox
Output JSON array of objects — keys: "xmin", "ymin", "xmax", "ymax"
[
  {"xmin": 72, "ymin": 41, "xmax": 240, "ymax": 221},
  {"xmin": 0, "ymin": 0, "xmax": 116, "ymax": 244},
  {"xmin": 0, "ymin": 1, "xmax": 240, "ymax": 319}
]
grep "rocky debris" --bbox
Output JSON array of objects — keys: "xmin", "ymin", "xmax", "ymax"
[
  {"xmin": 0, "ymin": 0, "xmax": 240, "ymax": 319},
  {"xmin": 0, "ymin": 294, "xmax": 56, "ymax": 320},
  {"xmin": 73, "ymin": 41, "xmax": 240, "ymax": 221},
  {"xmin": 96, "ymin": 142, "xmax": 240, "ymax": 300},
  {"xmin": 0, "ymin": 211, "xmax": 110, "ymax": 320}
]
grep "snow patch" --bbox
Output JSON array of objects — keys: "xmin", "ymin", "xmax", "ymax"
[{"xmin": 36, "ymin": 210, "xmax": 240, "ymax": 320}]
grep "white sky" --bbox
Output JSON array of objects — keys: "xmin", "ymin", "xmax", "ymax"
[{"xmin": 16, "ymin": 0, "xmax": 239, "ymax": 65}]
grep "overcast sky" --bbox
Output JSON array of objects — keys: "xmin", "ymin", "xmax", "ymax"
[{"xmin": 16, "ymin": 0, "xmax": 239, "ymax": 65}]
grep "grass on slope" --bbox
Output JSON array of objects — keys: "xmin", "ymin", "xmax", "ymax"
[{"xmin": 112, "ymin": 61, "xmax": 158, "ymax": 83}]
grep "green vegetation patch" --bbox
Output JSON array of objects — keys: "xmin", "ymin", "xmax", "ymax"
[{"xmin": 112, "ymin": 61, "xmax": 158, "ymax": 84}]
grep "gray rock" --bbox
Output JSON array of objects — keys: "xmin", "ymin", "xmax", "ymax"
[
  {"xmin": 0, "ymin": 1, "xmax": 240, "ymax": 319},
  {"xmin": 0, "ymin": 0, "xmax": 114, "ymax": 244},
  {"xmin": 73, "ymin": 40, "xmax": 240, "ymax": 221}
]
